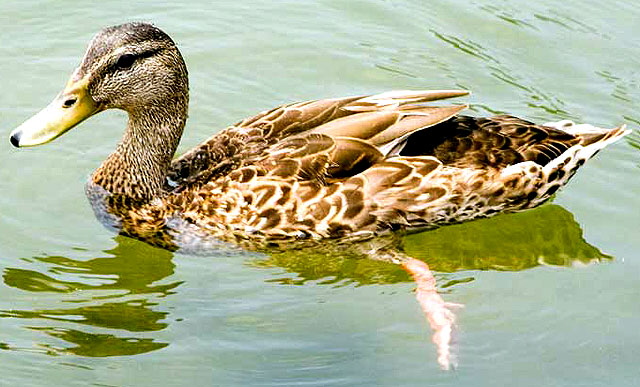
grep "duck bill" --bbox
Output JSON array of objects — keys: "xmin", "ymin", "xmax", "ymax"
[{"xmin": 10, "ymin": 75, "xmax": 99, "ymax": 148}]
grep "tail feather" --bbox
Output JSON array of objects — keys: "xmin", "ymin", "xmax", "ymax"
[
  {"xmin": 544, "ymin": 120, "xmax": 630, "ymax": 147},
  {"xmin": 522, "ymin": 120, "xmax": 631, "ymax": 208}
]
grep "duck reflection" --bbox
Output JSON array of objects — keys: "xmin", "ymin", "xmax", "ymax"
[
  {"xmin": 1, "ymin": 236, "xmax": 178, "ymax": 356},
  {"xmin": 1, "ymin": 204, "xmax": 608, "ymax": 367},
  {"xmin": 254, "ymin": 204, "xmax": 609, "ymax": 284},
  {"xmin": 253, "ymin": 203, "xmax": 609, "ymax": 370}
]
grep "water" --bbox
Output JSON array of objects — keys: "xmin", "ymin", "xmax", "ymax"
[{"xmin": 0, "ymin": 0, "xmax": 639, "ymax": 385}]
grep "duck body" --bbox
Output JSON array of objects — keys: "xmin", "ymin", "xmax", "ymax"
[
  {"xmin": 88, "ymin": 93, "xmax": 627, "ymax": 251},
  {"xmin": 10, "ymin": 23, "xmax": 629, "ymax": 252}
]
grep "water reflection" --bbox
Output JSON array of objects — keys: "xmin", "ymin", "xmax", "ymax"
[
  {"xmin": 0, "ymin": 236, "xmax": 178, "ymax": 357},
  {"xmin": 28, "ymin": 327, "xmax": 168, "ymax": 357},
  {"xmin": 4, "ymin": 242, "xmax": 179, "ymax": 297},
  {"xmin": 253, "ymin": 204, "xmax": 609, "ymax": 285},
  {"xmin": 254, "ymin": 203, "xmax": 608, "ymax": 369},
  {"xmin": 0, "ymin": 204, "xmax": 608, "ymax": 364}
]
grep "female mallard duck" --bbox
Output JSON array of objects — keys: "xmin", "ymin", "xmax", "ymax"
[{"xmin": 9, "ymin": 22, "xmax": 629, "ymax": 251}]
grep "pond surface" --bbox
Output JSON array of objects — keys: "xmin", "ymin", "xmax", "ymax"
[{"xmin": 1, "ymin": 1, "xmax": 639, "ymax": 386}]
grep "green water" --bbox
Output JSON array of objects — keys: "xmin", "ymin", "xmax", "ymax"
[{"xmin": 1, "ymin": 1, "xmax": 639, "ymax": 386}]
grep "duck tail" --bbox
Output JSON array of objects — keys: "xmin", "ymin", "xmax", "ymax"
[
  {"xmin": 543, "ymin": 121, "xmax": 631, "ymax": 192},
  {"xmin": 546, "ymin": 120, "xmax": 630, "ymax": 145},
  {"xmin": 544, "ymin": 120, "xmax": 630, "ymax": 161}
]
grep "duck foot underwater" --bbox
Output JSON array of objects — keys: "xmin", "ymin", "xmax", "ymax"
[
  {"xmin": 9, "ymin": 22, "xmax": 630, "ymax": 370},
  {"xmin": 402, "ymin": 257, "xmax": 462, "ymax": 370},
  {"xmin": 264, "ymin": 234, "xmax": 462, "ymax": 370},
  {"xmin": 375, "ymin": 246, "xmax": 462, "ymax": 370}
]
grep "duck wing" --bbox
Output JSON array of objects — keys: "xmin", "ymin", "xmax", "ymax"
[{"xmin": 167, "ymin": 90, "xmax": 468, "ymax": 186}]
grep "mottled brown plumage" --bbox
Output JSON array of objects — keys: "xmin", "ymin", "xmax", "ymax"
[{"xmin": 11, "ymin": 23, "xmax": 629, "ymax": 252}]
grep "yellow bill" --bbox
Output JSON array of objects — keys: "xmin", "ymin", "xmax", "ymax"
[{"xmin": 10, "ymin": 75, "xmax": 99, "ymax": 147}]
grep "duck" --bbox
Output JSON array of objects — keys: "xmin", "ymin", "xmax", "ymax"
[{"xmin": 9, "ymin": 22, "xmax": 629, "ymax": 250}]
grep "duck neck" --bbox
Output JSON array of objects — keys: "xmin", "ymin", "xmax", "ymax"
[{"xmin": 91, "ymin": 95, "xmax": 188, "ymax": 202}]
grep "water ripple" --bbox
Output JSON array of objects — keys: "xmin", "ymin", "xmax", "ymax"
[{"xmin": 431, "ymin": 30, "xmax": 497, "ymax": 63}]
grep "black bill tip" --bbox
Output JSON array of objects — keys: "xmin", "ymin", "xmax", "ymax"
[{"xmin": 10, "ymin": 131, "xmax": 21, "ymax": 148}]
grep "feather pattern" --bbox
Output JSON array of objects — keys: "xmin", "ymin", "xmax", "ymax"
[{"xmin": 108, "ymin": 90, "xmax": 628, "ymax": 250}]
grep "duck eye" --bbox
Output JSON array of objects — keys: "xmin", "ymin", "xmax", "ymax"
[{"xmin": 115, "ymin": 53, "xmax": 136, "ymax": 69}]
